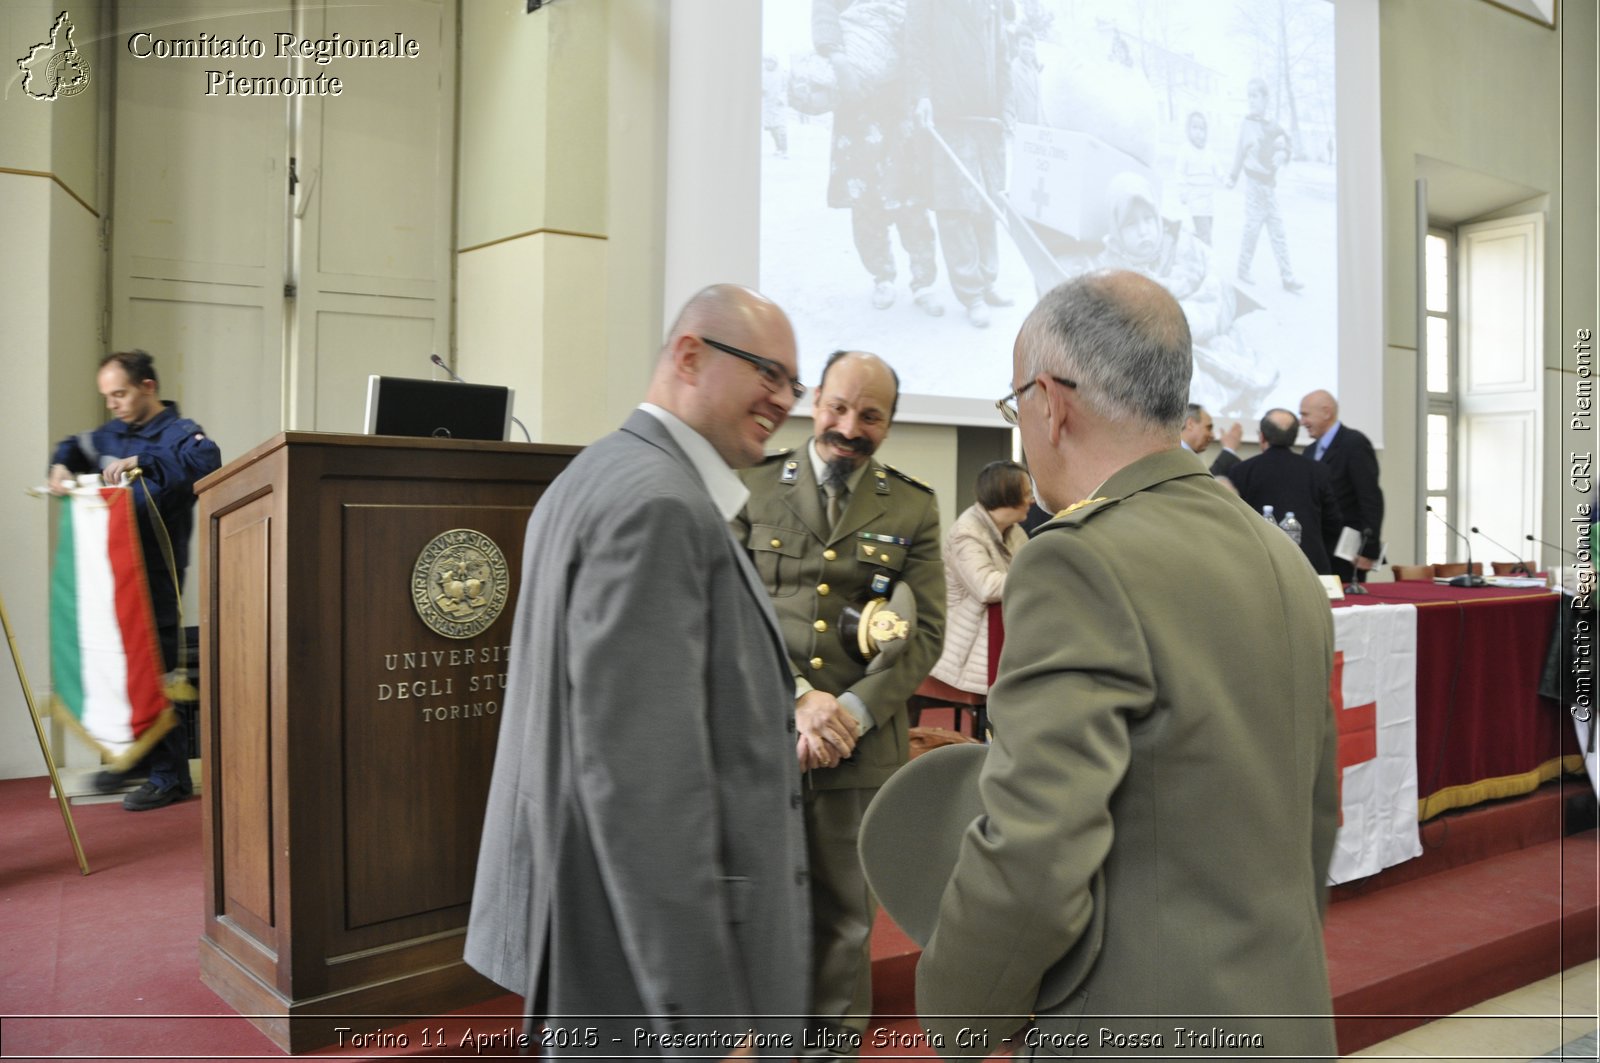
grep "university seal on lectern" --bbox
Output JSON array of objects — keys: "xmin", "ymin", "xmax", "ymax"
[{"xmin": 411, "ymin": 529, "xmax": 511, "ymax": 639}]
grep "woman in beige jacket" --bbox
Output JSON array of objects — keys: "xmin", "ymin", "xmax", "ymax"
[{"xmin": 929, "ymin": 461, "xmax": 1033, "ymax": 694}]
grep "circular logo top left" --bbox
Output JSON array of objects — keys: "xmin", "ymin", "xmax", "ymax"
[{"xmin": 411, "ymin": 529, "xmax": 511, "ymax": 639}]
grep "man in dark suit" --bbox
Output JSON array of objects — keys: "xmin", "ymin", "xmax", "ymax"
[
  {"xmin": 1300, "ymin": 389, "xmax": 1384, "ymax": 583},
  {"xmin": 1229, "ymin": 409, "xmax": 1344, "ymax": 574},
  {"xmin": 1181, "ymin": 402, "xmax": 1244, "ymax": 477},
  {"xmin": 916, "ymin": 270, "xmax": 1338, "ymax": 1057},
  {"xmin": 466, "ymin": 285, "xmax": 813, "ymax": 1055}
]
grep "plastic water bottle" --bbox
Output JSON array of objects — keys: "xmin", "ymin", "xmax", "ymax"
[
  {"xmin": 1262, "ymin": 504, "xmax": 1276, "ymax": 525},
  {"xmin": 1280, "ymin": 511, "xmax": 1302, "ymax": 545}
]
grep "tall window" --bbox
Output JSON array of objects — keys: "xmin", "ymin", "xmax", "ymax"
[{"xmin": 1423, "ymin": 230, "xmax": 1456, "ymax": 563}]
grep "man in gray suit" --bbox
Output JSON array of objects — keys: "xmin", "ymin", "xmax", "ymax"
[{"xmin": 466, "ymin": 285, "xmax": 813, "ymax": 1056}]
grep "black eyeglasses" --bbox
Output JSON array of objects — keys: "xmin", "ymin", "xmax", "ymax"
[
  {"xmin": 996, "ymin": 376, "xmax": 1076, "ymax": 425},
  {"xmin": 701, "ymin": 337, "xmax": 806, "ymax": 401}
]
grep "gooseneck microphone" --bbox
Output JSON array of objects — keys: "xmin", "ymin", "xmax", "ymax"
[
  {"xmin": 1340, "ymin": 528, "xmax": 1374, "ymax": 595},
  {"xmin": 1425, "ymin": 505, "xmax": 1487, "ymax": 587},
  {"xmin": 430, "ymin": 352, "xmax": 464, "ymax": 382},
  {"xmin": 1527, "ymin": 533, "xmax": 1573, "ymax": 558},
  {"xmin": 1469, "ymin": 526, "xmax": 1531, "ymax": 575},
  {"xmin": 429, "ymin": 354, "xmax": 532, "ymax": 443}
]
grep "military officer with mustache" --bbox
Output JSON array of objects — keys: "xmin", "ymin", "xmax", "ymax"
[{"xmin": 735, "ymin": 349, "xmax": 946, "ymax": 1055}]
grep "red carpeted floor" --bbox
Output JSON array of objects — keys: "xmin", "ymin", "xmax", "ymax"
[{"xmin": 2, "ymin": 768, "xmax": 1595, "ymax": 1060}]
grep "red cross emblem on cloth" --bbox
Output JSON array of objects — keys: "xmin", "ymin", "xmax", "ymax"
[{"xmin": 1332, "ymin": 650, "xmax": 1378, "ymax": 826}]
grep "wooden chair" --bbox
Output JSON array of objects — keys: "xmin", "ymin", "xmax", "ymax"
[
  {"xmin": 1491, "ymin": 560, "xmax": 1538, "ymax": 576},
  {"xmin": 1391, "ymin": 564, "xmax": 1434, "ymax": 582},
  {"xmin": 907, "ymin": 675, "xmax": 987, "ymax": 740},
  {"xmin": 908, "ymin": 725, "xmax": 980, "ymax": 760},
  {"xmin": 1432, "ymin": 562, "xmax": 1483, "ymax": 579}
]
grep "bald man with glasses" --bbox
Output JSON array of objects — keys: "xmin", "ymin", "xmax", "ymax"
[{"xmin": 467, "ymin": 284, "xmax": 812, "ymax": 1056}]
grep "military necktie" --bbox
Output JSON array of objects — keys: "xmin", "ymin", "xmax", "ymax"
[{"xmin": 825, "ymin": 481, "xmax": 846, "ymax": 530}]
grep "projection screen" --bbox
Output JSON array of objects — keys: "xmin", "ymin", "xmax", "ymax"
[{"xmin": 666, "ymin": 0, "xmax": 1381, "ymax": 439}]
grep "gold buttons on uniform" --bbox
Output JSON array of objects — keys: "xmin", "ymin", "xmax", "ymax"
[
  {"xmin": 810, "ymin": 657, "xmax": 824, "ymax": 669},
  {"xmin": 879, "ymin": 553, "xmax": 890, "ymax": 562},
  {"xmin": 823, "ymin": 549, "xmax": 837, "ymax": 561},
  {"xmin": 813, "ymin": 620, "xmax": 828, "ymax": 633},
  {"xmin": 817, "ymin": 584, "xmax": 830, "ymax": 596},
  {"xmin": 770, "ymin": 538, "xmax": 782, "ymax": 548}
]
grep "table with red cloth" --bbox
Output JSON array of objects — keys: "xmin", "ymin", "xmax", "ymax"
[
  {"xmin": 1333, "ymin": 582, "xmax": 1581, "ymax": 818},
  {"xmin": 985, "ymin": 583, "xmax": 1582, "ymax": 820}
]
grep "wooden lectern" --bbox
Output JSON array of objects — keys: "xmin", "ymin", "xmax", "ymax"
[{"xmin": 194, "ymin": 432, "xmax": 578, "ymax": 1053}]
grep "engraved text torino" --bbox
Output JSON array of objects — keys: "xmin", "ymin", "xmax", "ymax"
[{"xmin": 380, "ymin": 643, "xmax": 511, "ymax": 723}]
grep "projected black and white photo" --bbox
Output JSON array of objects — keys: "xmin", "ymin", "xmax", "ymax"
[{"xmin": 760, "ymin": 0, "xmax": 1337, "ymax": 423}]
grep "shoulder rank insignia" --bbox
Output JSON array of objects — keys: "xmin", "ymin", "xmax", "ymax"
[
  {"xmin": 779, "ymin": 457, "xmax": 800, "ymax": 484},
  {"xmin": 1055, "ymin": 496, "xmax": 1109, "ymax": 519},
  {"xmin": 881, "ymin": 463, "xmax": 934, "ymax": 493}
]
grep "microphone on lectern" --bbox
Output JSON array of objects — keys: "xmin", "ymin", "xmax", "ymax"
[
  {"xmin": 430, "ymin": 352, "xmax": 467, "ymax": 383},
  {"xmin": 1424, "ymin": 505, "xmax": 1487, "ymax": 587},
  {"xmin": 427, "ymin": 354, "xmax": 532, "ymax": 443}
]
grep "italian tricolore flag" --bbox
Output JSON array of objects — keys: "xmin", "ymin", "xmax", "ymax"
[{"xmin": 51, "ymin": 486, "xmax": 174, "ymax": 768}]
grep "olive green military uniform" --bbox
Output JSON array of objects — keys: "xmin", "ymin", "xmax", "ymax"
[
  {"xmin": 916, "ymin": 448, "xmax": 1338, "ymax": 1059},
  {"xmin": 736, "ymin": 443, "xmax": 945, "ymax": 1048}
]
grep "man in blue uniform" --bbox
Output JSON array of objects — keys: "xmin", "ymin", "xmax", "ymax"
[{"xmin": 48, "ymin": 351, "xmax": 222, "ymax": 811}]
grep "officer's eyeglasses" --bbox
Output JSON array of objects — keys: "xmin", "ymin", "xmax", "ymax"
[
  {"xmin": 997, "ymin": 376, "xmax": 1076, "ymax": 425},
  {"xmin": 701, "ymin": 337, "xmax": 807, "ymax": 401}
]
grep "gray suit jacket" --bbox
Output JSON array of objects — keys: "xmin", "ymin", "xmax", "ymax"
[{"xmin": 466, "ymin": 411, "xmax": 810, "ymax": 1050}]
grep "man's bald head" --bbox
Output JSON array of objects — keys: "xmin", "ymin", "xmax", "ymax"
[
  {"xmin": 663, "ymin": 284, "xmax": 790, "ymax": 357},
  {"xmin": 1298, "ymin": 389, "xmax": 1338, "ymax": 441},
  {"xmin": 647, "ymin": 284, "xmax": 799, "ymax": 468}
]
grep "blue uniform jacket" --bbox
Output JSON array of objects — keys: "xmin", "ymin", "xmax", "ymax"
[{"xmin": 51, "ymin": 402, "xmax": 222, "ymax": 657}]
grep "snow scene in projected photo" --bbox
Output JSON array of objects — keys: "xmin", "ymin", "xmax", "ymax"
[{"xmin": 760, "ymin": 0, "xmax": 1337, "ymax": 422}]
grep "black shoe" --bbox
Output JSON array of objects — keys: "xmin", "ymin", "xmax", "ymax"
[
  {"xmin": 91, "ymin": 770, "xmax": 135, "ymax": 794},
  {"xmin": 123, "ymin": 780, "xmax": 190, "ymax": 812}
]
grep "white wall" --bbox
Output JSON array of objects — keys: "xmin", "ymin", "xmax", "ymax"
[{"xmin": 0, "ymin": 1, "xmax": 108, "ymax": 779}]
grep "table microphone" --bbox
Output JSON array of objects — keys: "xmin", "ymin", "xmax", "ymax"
[
  {"xmin": 1469, "ymin": 527, "xmax": 1531, "ymax": 575},
  {"xmin": 1341, "ymin": 527, "xmax": 1373, "ymax": 595},
  {"xmin": 1424, "ymin": 505, "xmax": 1487, "ymax": 587},
  {"xmin": 1527, "ymin": 533, "xmax": 1572, "ymax": 558},
  {"xmin": 428, "ymin": 354, "xmax": 532, "ymax": 442}
]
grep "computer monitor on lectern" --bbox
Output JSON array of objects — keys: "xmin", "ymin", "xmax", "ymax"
[{"xmin": 363, "ymin": 376, "xmax": 514, "ymax": 441}]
